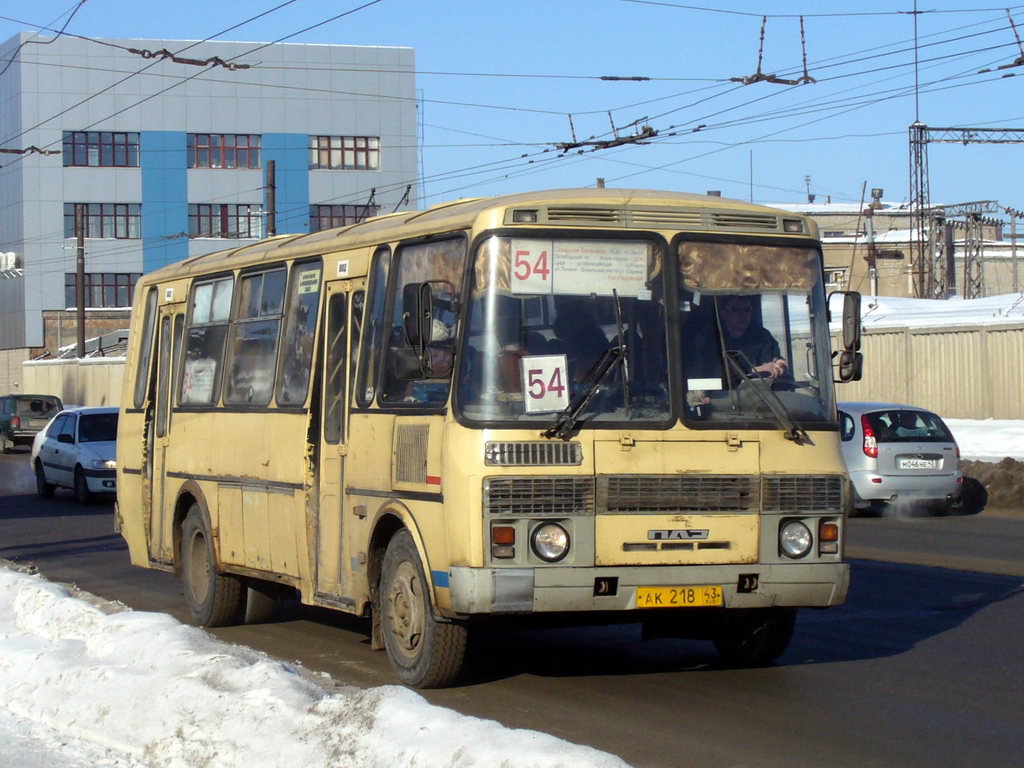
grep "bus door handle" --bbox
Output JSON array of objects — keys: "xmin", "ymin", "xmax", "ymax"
[{"xmin": 337, "ymin": 444, "xmax": 349, "ymax": 457}]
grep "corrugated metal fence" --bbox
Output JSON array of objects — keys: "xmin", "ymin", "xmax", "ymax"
[{"xmin": 836, "ymin": 323, "xmax": 1024, "ymax": 419}]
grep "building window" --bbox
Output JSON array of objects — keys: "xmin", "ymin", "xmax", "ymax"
[
  {"xmin": 188, "ymin": 204, "xmax": 263, "ymax": 239},
  {"xmin": 65, "ymin": 272, "xmax": 142, "ymax": 308},
  {"xmin": 824, "ymin": 267, "xmax": 849, "ymax": 291},
  {"xmin": 187, "ymin": 134, "xmax": 261, "ymax": 169},
  {"xmin": 309, "ymin": 135, "xmax": 380, "ymax": 170},
  {"xmin": 64, "ymin": 203, "xmax": 141, "ymax": 239},
  {"xmin": 62, "ymin": 131, "xmax": 139, "ymax": 167},
  {"xmin": 309, "ymin": 204, "xmax": 379, "ymax": 232}
]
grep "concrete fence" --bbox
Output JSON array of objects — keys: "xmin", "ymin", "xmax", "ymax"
[
  {"xmin": 17, "ymin": 322, "xmax": 1024, "ymax": 419},
  {"xmin": 21, "ymin": 358, "xmax": 125, "ymax": 408}
]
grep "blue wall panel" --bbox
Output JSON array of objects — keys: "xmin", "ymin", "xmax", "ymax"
[
  {"xmin": 140, "ymin": 131, "xmax": 188, "ymax": 272},
  {"xmin": 263, "ymin": 133, "xmax": 310, "ymax": 235}
]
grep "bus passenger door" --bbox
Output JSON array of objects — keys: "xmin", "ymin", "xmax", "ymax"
[
  {"xmin": 315, "ymin": 282, "xmax": 351, "ymax": 597},
  {"xmin": 147, "ymin": 305, "xmax": 184, "ymax": 563}
]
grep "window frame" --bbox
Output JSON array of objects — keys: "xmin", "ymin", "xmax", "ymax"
[
  {"xmin": 62, "ymin": 131, "xmax": 140, "ymax": 168},
  {"xmin": 308, "ymin": 135, "xmax": 380, "ymax": 170},
  {"xmin": 188, "ymin": 203, "xmax": 264, "ymax": 240},
  {"xmin": 187, "ymin": 133, "xmax": 262, "ymax": 169},
  {"xmin": 222, "ymin": 266, "xmax": 288, "ymax": 407},
  {"xmin": 64, "ymin": 203, "xmax": 141, "ymax": 240},
  {"xmin": 309, "ymin": 204, "xmax": 380, "ymax": 233}
]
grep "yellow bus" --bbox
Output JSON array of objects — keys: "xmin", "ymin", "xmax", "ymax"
[{"xmin": 116, "ymin": 188, "xmax": 863, "ymax": 687}]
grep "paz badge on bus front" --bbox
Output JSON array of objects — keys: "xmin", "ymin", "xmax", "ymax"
[{"xmin": 648, "ymin": 529, "xmax": 709, "ymax": 541}]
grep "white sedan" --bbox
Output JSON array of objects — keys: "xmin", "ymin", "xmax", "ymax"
[{"xmin": 30, "ymin": 406, "xmax": 119, "ymax": 503}]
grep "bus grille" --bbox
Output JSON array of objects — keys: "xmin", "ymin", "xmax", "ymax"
[
  {"xmin": 484, "ymin": 476, "xmax": 594, "ymax": 516},
  {"xmin": 762, "ymin": 475, "xmax": 844, "ymax": 512},
  {"xmin": 599, "ymin": 475, "xmax": 758, "ymax": 513},
  {"xmin": 485, "ymin": 441, "xmax": 582, "ymax": 466},
  {"xmin": 711, "ymin": 212, "xmax": 779, "ymax": 229}
]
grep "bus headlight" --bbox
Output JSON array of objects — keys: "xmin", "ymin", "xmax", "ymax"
[
  {"xmin": 779, "ymin": 520, "xmax": 812, "ymax": 559},
  {"xmin": 531, "ymin": 523, "xmax": 570, "ymax": 562}
]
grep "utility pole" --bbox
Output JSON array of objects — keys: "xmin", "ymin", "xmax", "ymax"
[
  {"xmin": 75, "ymin": 204, "xmax": 86, "ymax": 358},
  {"xmin": 266, "ymin": 160, "xmax": 276, "ymax": 237}
]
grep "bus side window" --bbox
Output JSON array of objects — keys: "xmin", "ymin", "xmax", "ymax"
[
  {"xmin": 224, "ymin": 268, "xmax": 286, "ymax": 406},
  {"xmin": 349, "ymin": 289, "xmax": 365, "ymax": 402},
  {"xmin": 379, "ymin": 238, "xmax": 464, "ymax": 406},
  {"xmin": 132, "ymin": 287, "xmax": 158, "ymax": 409},
  {"xmin": 355, "ymin": 247, "xmax": 390, "ymax": 407},
  {"xmin": 323, "ymin": 293, "xmax": 348, "ymax": 444},
  {"xmin": 180, "ymin": 276, "xmax": 233, "ymax": 406},
  {"xmin": 276, "ymin": 260, "xmax": 323, "ymax": 407}
]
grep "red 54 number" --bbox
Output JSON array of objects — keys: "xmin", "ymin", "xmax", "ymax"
[{"xmin": 514, "ymin": 249, "xmax": 550, "ymax": 281}]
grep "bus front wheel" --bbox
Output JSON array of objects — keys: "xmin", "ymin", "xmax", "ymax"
[
  {"xmin": 181, "ymin": 504, "xmax": 245, "ymax": 627},
  {"xmin": 379, "ymin": 529, "xmax": 467, "ymax": 688},
  {"xmin": 712, "ymin": 607, "xmax": 796, "ymax": 667}
]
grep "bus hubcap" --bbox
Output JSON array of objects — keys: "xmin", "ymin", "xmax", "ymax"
[{"xmin": 388, "ymin": 560, "xmax": 423, "ymax": 657}]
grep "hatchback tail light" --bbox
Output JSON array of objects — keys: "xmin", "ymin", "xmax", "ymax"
[
  {"xmin": 11, "ymin": 416, "xmax": 20, "ymax": 429},
  {"xmin": 861, "ymin": 414, "xmax": 878, "ymax": 458}
]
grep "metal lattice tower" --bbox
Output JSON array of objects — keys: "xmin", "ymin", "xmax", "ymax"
[{"xmin": 908, "ymin": 125, "xmax": 1024, "ymax": 298}]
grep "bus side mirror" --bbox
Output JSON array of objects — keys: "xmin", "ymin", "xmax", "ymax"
[
  {"xmin": 828, "ymin": 290, "xmax": 861, "ymax": 352},
  {"xmin": 401, "ymin": 282, "xmax": 434, "ymax": 353},
  {"xmin": 837, "ymin": 350, "xmax": 863, "ymax": 382}
]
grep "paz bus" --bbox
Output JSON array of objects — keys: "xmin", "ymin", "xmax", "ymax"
[{"xmin": 116, "ymin": 188, "xmax": 863, "ymax": 687}]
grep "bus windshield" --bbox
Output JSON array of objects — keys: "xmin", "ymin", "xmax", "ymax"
[
  {"xmin": 677, "ymin": 240, "xmax": 836, "ymax": 426},
  {"xmin": 457, "ymin": 235, "xmax": 671, "ymax": 426}
]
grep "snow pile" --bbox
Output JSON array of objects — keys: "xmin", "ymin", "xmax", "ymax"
[
  {"xmin": 0, "ymin": 566, "xmax": 629, "ymax": 768},
  {"xmin": 945, "ymin": 419, "xmax": 1024, "ymax": 462},
  {"xmin": 855, "ymin": 293, "xmax": 1024, "ymax": 329}
]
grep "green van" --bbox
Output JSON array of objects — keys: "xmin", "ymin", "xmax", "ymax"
[{"xmin": 0, "ymin": 394, "xmax": 63, "ymax": 452}]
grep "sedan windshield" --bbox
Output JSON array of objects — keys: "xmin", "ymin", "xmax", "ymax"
[
  {"xmin": 678, "ymin": 240, "xmax": 836, "ymax": 427},
  {"xmin": 457, "ymin": 236, "xmax": 670, "ymax": 426}
]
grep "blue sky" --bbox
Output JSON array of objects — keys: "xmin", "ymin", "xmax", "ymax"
[{"xmin": 2, "ymin": 0, "xmax": 1024, "ymax": 211}]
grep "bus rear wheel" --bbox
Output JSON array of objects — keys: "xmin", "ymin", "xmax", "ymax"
[
  {"xmin": 713, "ymin": 607, "xmax": 796, "ymax": 667},
  {"xmin": 181, "ymin": 504, "xmax": 245, "ymax": 627},
  {"xmin": 379, "ymin": 529, "xmax": 466, "ymax": 688}
]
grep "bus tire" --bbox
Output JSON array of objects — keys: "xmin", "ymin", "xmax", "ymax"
[
  {"xmin": 181, "ymin": 504, "xmax": 245, "ymax": 627},
  {"xmin": 379, "ymin": 529, "xmax": 466, "ymax": 688},
  {"xmin": 713, "ymin": 607, "xmax": 796, "ymax": 667}
]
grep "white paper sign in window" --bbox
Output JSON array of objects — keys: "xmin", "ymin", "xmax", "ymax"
[
  {"xmin": 510, "ymin": 239, "xmax": 553, "ymax": 294},
  {"xmin": 510, "ymin": 239, "xmax": 648, "ymax": 297},
  {"xmin": 521, "ymin": 354, "xmax": 569, "ymax": 414}
]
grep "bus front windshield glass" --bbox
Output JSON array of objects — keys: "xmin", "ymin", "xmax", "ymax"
[
  {"xmin": 457, "ymin": 235, "xmax": 670, "ymax": 426},
  {"xmin": 677, "ymin": 240, "xmax": 836, "ymax": 426}
]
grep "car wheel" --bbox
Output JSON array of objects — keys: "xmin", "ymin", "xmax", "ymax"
[
  {"xmin": 34, "ymin": 460, "xmax": 55, "ymax": 498},
  {"xmin": 713, "ymin": 607, "xmax": 797, "ymax": 667},
  {"xmin": 379, "ymin": 529, "xmax": 467, "ymax": 688},
  {"xmin": 181, "ymin": 504, "xmax": 245, "ymax": 627},
  {"xmin": 73, "ymin": 466, "xmax": 92, "ymax": 505}
]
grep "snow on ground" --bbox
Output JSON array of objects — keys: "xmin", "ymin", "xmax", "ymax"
[
  {"xmin": 0, "ymin": 564, "xmax": 629, "ymax": 768},
  {"xmin": 944, "ymin": 419, "xmax": 1024, "ymax": 462}
]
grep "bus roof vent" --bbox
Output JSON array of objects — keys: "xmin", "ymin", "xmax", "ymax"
[
  {"xmin": 627, "ymin": 209, "xmax": 705, "ymax": 228},
  {"xmin": 545, "ymin": 207, "xmax": 623, "ymax": 225},
  {"xmin": 711, "ymin": 212, "xmax": 779, "ymax": 230}
]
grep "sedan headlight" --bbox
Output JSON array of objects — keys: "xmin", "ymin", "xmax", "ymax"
[
  {"xmin": 531, "ymin": 523, "xmax": 570, "ymax": 562},
  {"xmin": 90, "ymin": 459, "xmax": 117, "ymax": 469},
  {"xmin": 779, "ymin": 520, "xmax": 812, "ymax": 559}
]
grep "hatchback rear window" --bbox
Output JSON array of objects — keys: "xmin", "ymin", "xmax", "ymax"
[
  {"xmin": 14, "ymin": 397, "xmax": 61, "ymax": 417},
  {"xmin": 865, "ymin": 409, "xmax": 953, "ymax": 443}
]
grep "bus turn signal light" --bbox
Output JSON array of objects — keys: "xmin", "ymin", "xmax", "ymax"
[
  {"xmin": 491, "ymin": 525, "xmax": 516, "ymax": 559},
  {"xmin": 819, "ymin": 519, "xmax": 839, "ymax": 554}
]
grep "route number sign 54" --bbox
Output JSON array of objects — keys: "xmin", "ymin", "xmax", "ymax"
[{"xmin": 521, "ymin": 354, "xmax": 569, "ymax": 413}]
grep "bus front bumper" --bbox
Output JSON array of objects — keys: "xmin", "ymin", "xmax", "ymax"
[{"xmin": 446, "ymin": 562, "xmax": 849, "ymax": 615}]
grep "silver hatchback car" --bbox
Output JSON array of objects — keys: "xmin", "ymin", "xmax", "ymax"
[{"xmin": 838, "ymin": 402, "xmax": 962, "ymax": 515}]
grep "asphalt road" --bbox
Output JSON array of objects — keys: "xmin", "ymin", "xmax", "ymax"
[{"xmin": 2, "ymin": 449, "xmax": 1022, "ymax": 768}]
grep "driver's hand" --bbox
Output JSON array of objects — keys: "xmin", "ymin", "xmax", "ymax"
[{"xmin": 754, "ymin": 357, "xmax": 788, "ymax": 379}]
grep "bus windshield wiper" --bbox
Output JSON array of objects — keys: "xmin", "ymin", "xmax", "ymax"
[
  {"xmin": 722, "ymin": 350, "xmax": 811, "ymax": 444},
  {"xmin": 542, "ymin": 342, "xmax": 626, "ymax": 440}
]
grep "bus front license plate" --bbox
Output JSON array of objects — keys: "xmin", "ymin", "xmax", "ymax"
[{"xmin": 636, "ymin": 585, "xmax": 723, "ymax": 608}]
